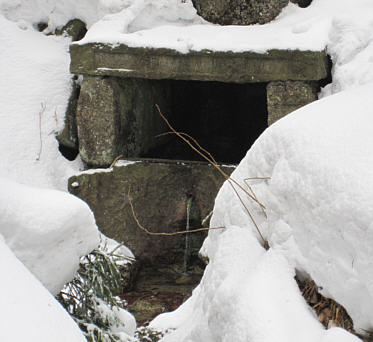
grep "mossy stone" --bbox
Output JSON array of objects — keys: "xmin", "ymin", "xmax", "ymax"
[
  {"xmin": 70, "ymin": 43, "xmax": 329, "ymax": 83},
  {"xmin": 68, "ymin": 159, "xmax": 234, "ymax": 264},
  {"xmin": 191, "ymin": 0, "xmax": 289, "ymax": 25},
  {"xmin": 56, "ymin": 19, "xmax": 87, "ymax": 41}
]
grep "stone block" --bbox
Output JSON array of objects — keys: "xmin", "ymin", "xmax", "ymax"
[
  {"xmin": 267, "ymin": 81, "xmax": 318, "ymax": 125},
  {"xmin": 68, "ymin": 159, "xmax": 234, "ymax": 265},
  {"xmin": 76, "ymin": 76, "xmax": 171, "ymax": 167},
  {"xmin": 70, "ymin": 43, "xmax": 329, "ymax": 83}
]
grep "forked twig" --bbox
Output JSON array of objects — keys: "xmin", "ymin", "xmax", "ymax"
[
  {"xmin": 155, "ymin": 104, "xmax": 268, "ymax": 246},
  {"xmin": 127, "ymin": 187, "xmax": 225, "ymax": 236},
  {"xmin": 155, "ymin": 105, "xmax": 266, "ymax": 210}
]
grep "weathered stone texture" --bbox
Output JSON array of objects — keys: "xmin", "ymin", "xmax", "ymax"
[
  {"xmin": 191, "ymin": 0, "xmax": 289, "ymax": 25},
  {"xmin": 56, "ymin": 19, "xmax": 87, "ymax": 41},
  {"xmin": 57, "ymin": 77, "xmax": 80, "ymax": 149},
  {"xmin": 267, "ymin": 81, "xmax": 318, "ymax": 125},
  {"xmin": 68, "ymin": 159, "xmax": 234, "ymax": 264},
  {"xmin": 76, "ymin": 76, "xmax": 120, "ymax": 166},
  {"xmin": 70, "ymin": 43, "xmax": 329, "ymax": 83},
  {"xmin": 76, "ymin": 76, "xmax": 171, "ymax": 167}
]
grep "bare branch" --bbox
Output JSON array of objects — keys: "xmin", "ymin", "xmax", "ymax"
[
  {"xmin": 155, "ymin": 104, "xmax": 268, "ymax": 247},
  {"xmin": 109, "ymin": 154, "xmax": 123, "ymax": 168},
  {"xmin": 127, "ymin": 187, "xmax": 225, "ymax": 236},
  {"xmin": 36, "ymin": 102, "xmax": 46, "ymax": 161}
]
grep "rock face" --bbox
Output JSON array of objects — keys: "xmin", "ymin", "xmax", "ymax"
[
  {"xmin": 76, "ymin": 76, "xmax": 171, "ymax": 167},
  {"xmin": 57, "ymin": 77, "xmax": 80, "ymax": 150},
  {"xmin": 266, "ymin": 81, "xmax": 319, "ymax": 125},
  {"xmin": 191, "ymin": 0, "xmax": 289, "ymax": 25},
  {"xmin": 68, "ymin": 159, "xmax": 234, "ymax": 265},
  {"xmin": 56, "ymin": 19, "xmax": 87, "ymax": 42}
]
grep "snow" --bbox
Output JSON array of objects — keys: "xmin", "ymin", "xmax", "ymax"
[
  {"xmin": 321, "ymin": 12, "xmax": 373, "ymax": 95},
  {"xmin": 0, "ymin": 177, "xmax": 99, "ymax": 295},
  {"xmin": 0, "ymin": 236, "xmax": 87, "ymax": 342},
  {"xmin": 1, "ymin": 0, "xmax": 373, "ymax": 341},
  {"xmin": 0, "ymin": 0, "xmax": 132, "ymax": 32},
  {"xmin": 0, "ymin": 3, "xmax": 102, "ymax": 340},
  {"xmin": 76, "ymin": 0, "xmax": 372, "ymax": 55},
  {"xmin": 100, "ymin": 235, "xmax": 135, "ymax": 266},
  {"xmin": 0, "ymin": 14, "xmax": 78, "ymax": 189},
  {"xmin": 151, "ymin": 84, "xmax": 373, "ymax": 341},
  {"xmin": 95, "ymin": 298, "xmax": 137, "ymax": 339}
]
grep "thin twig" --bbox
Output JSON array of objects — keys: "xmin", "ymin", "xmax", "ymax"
[
  {"xmin": 228, "ymin": 179, "xmax": 267, "ymax": 246},
  {"xmin": 36, "ymin": 102, "xmax": 46, "ymax": 161},
  {"xmin": 109, "ymin": 154, "xmax": 123, "ymax": 168},
  {"xmin": 155, "ymin": 104, "xmax": 268, "ymax": 246},
  {"xmin": 127, "ymin": 187, "xmax": 225, "ymax": 236},
  {"xmin": 157, "ymin": 131, "xmax": 219, "ymax": 165},
  {"xmin": 155, "ymin": 105, "xmax": 266, "ymax": 210},
  {"xmin": 243, "ymin": 177, "xmax": 271, "ymax": 218}
]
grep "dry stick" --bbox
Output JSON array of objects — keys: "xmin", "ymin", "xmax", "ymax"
[
  {"xmin": 157, "ymin": 131, "xmax": 219, "ymax": 166},
  {"xmin": 109, "ymin": 154, "xmax": 123, "ymax": 168},
  {"xmin": 128, "ymin": 187, "xmax": 225, "ymax": 236},
  {"xmin": 243, "ymin": 177, "xmax": 271, "ymax": 218},
  {"xmin": 36, "ymin": 102, "xmax": 46, "ymax": 161},
  {"xmin": 155, "ymin": 106, "xmax": 266, "ymax": 211},
  {"xmin": 155, "ymin": 104, "xmax": 267, "ymax": 245},
  {"xmin": 158, "ymin": 131, "xmax": 264, "ymax": 208}
]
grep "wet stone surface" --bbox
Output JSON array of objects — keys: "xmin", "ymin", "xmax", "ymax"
[{"xmin": 122, "ymin": 261, "xmax": 204, "ymax": 325}]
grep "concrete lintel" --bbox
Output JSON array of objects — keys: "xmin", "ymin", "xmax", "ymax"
[{"xmin": 70, "ymin": 43, "xmax": 329, "ymax": 83}]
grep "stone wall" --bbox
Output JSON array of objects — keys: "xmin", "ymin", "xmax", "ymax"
[
  {"xmin": 68, "ymin": 159, "xmax": 234, "ymax": 265},
  {"xmin": 76, "ymin": 76, "xmax": 171, "ymax": 167},
  {"xmin": 267, "ymin": 81, "xmax": 319, "ymax": 125}
]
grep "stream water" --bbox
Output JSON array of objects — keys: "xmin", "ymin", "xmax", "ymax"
[
  {"xmin": 123, "ymin": 195, "xmax": 205, "ymax": 325},
  {"xmin": 183, "ymin": 196, "xmax": 193, "ymax": 274}
]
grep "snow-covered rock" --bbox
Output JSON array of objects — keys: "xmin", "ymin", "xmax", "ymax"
[
  {"xmin": 151, "ymin": 83, "xmax": 373, "ymax": 341},
  {"xmin": 0, "ymin": 178, "xmax": 99, "ymax": 295}
]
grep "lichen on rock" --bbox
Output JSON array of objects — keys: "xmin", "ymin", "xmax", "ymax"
[{"xmin": 191, "ymin": 0, "xmax": 289, "ymax": 25}]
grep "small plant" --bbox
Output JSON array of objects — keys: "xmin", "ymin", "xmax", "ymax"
[
  {"xmin": 134, "ymin": 327, "xmax": 165, "ymax": 342},
  {"xmin": 57, "ymin": 238, "xmax": 136, "ymax": 342}
]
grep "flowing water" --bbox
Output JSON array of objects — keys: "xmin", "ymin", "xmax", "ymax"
[{"xmin": 183, "ymin": 196, "xmax": 193, "ymax": 274}]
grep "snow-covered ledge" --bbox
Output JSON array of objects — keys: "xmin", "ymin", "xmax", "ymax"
[{"xmin": 70, "ymin": 43, "xmax": 328, "ymax": 83}]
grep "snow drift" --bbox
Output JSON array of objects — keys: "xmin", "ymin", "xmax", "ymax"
[
  {"xmin": 0, "ymin": 178, "xmax": 99, "ymax": 295},
  {"xmin": 0, "ymin": 236, "xmax": 87, "ymax": 342},
  {"xmin": 151, "ymin": 83, "xmax": 373, "ymax": 341}
]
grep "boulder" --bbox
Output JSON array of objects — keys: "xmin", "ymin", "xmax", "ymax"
[
  {"xmin": 56, "ymin": 19, "xmax": 87, "ymax": 42},
  {"xmin": 68, "ymin": 159, "xmax": 234, "ymax": 265},
  {"xmin": 191, "ymin": 0, "xmax": 289, "ymax": 25}
]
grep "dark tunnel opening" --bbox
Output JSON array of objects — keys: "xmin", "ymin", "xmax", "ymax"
[{"xmin": 144, "ymin": 80, "xmax": 268, "ymax": 164}]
